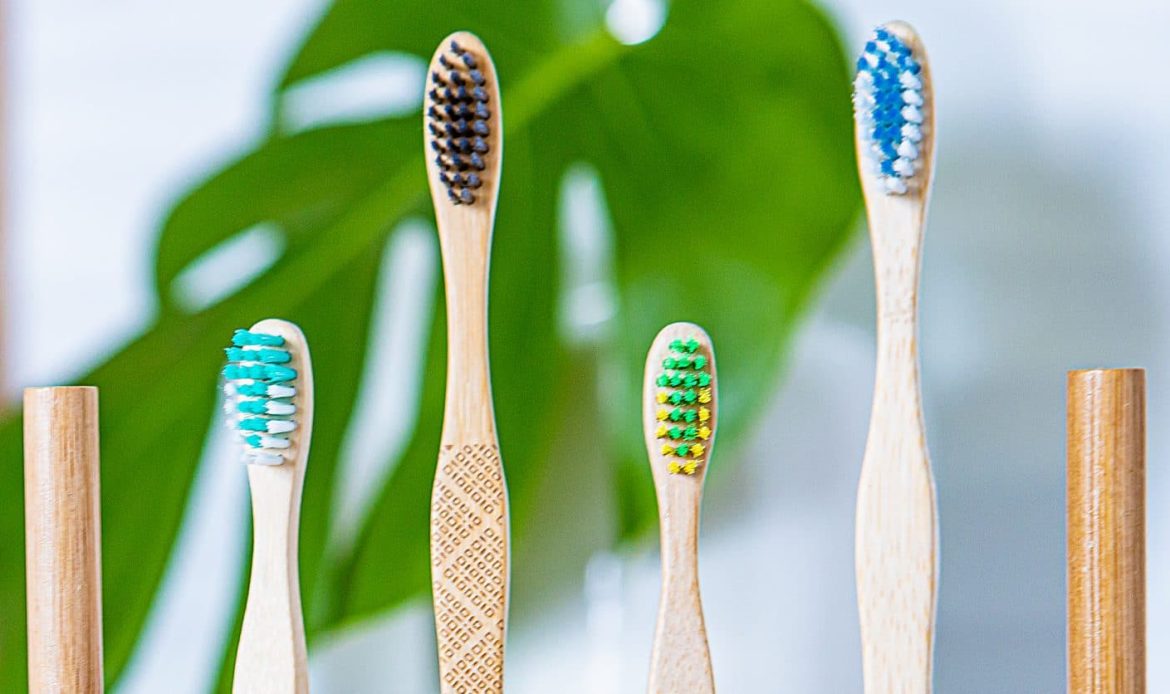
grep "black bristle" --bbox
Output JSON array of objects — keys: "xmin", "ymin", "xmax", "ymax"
[{"xmin": 430, "ymin": 38, "xmax": 492, "ymax": 206}]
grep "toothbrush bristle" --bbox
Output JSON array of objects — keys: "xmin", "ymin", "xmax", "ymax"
[
  {"xmin": 223, "ymin": 329, "xmax": 298, "ymax": 466},
  {"xmin": 853, "ymin": 26, "xmax": 925, "ymax": 195},
  {"xmin": 653, "ymin": 336, "xmax": 714, "ymax": 476},
  {"xmin": 426, "ymin": 38, "xmax": 493, "ymax": 206}
]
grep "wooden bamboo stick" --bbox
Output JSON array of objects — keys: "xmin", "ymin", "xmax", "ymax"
[
  {"xmin": 23, "ymin": 386, "xmax": 104, "ymax": 693},
  {"xmin": 1067, "ymin": 368, "xmax": 1145, "ymax": 694}
]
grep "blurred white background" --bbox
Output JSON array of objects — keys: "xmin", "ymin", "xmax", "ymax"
[{"xmin": 6, "ymin": 0, "xmax": 1169, "ymax": 691}]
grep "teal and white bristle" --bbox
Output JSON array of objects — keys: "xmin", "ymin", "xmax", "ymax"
[
  {"xmin": 222, "ymin": 329, "xmax": 298, "ymax": 466},
  {"xmin": 853, "ymin": 26, "xmax": 925, "ymax": 195}
]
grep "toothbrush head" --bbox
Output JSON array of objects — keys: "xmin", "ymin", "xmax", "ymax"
[
  {"xmin": 222, "ymin": 322, "xmax": 308, "ymax": 466},
  {"xmin": 643, "ymin": 323, "xmax": 718, "ymax": 477},
  {"xmin": 853, "ymin": 22, "xmax": 932, "ymax": 196},
  {"xmin": 424, "ymin": 32, "xmax": 501, "ymax": 208}
]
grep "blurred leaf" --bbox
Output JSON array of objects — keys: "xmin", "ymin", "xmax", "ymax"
[{"xmin": 0, "ymin": 0, "xmax": 857, "ymax": 688}]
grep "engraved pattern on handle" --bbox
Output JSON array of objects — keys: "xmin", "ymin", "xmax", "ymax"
[{"xmin": 431, "ymin": 443, "xmax": 508, "ymax": 694}]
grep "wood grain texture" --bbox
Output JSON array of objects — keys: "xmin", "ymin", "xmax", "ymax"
[
  {"xmin": 233, "ymin": 319, "xmax": 313, "ymax": 694},
  {"xmin": 854, "ymin": 21, "xmax": 938, "ymax": 694},
  {"xmin": 1067, "ymin": 369, "xmax": 1145, "ymax": 694},
  {"xmin": 424, "ymin": 31, "xmax": 510, "ymax": 694},
  {"xmin": 643, "ymin": 323, "xmax": 717, "ymax": 694},
  {"xmin": 24, "ymin": 386, "xmax": 103, "ymax": 693}
]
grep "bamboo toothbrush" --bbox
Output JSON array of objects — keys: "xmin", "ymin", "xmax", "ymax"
[
  {"xmin": 643, "ymin": 323, "xmax": 717, "ymax": 694},
  {"xmin": 423, "ymin": 32, "xmax": 509, "ymax": 694},
  {"xmin": 223, "ymin": 320, "xmax": 313, "ymax": 694},
  {"xmin": 852, "ymin": 21, "xmax": 939, "ymax": 694}
]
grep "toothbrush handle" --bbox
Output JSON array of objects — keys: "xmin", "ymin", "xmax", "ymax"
[
  {"xmin": 235, "ymin": 464, "xmax": 308, "ymax": 694},
  {"xmin": 432, "ymin": 198, "xmax": 510, "ymax": 692},
  {"xmin": 649, "ymin": 484, "xmax": 715, "ymax": 694},
  {"xmin": 856, "ymin": 249, "xmax": 938, "ymax": 693},
  {"xmin": 431, "ymin": 442, "xmax": 509, "ymax": 693}
]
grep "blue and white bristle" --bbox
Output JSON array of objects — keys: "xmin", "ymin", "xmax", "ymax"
[
  {"xmin": 853, "ymin": 26, "xmax": 925, "ymax": 195},
  {"xmin": 222, "ymin": 329, "xmax": 298, "ymax": 466}
]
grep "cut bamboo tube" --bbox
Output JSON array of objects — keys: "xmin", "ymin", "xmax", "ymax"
[
  {"xmin": 24, "ymin": 386, "xmax": 104, "ymax": 693},
  {"xmin": 1067, "ymin": 368, "xmax": 1145, "ymax": 694}
]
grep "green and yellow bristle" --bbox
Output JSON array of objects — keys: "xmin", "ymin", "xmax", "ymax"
[{"xmin": 653, "ymin": 336, "xmax": 715, "ymax": 475}]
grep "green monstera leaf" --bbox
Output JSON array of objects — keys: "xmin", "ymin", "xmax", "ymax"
[{"xmin": 0, "ymin": 0, "xmax": 858, "ymax": 689}]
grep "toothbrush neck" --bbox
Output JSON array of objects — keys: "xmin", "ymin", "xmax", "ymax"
[
  {"xmin": 657, "ymin": 484, "xmax": 703, "ymax": 583},
  {"xmin": 440, "ymin": 231, "xmax": 497, "ymax": 439},
  {"xmin": 871, "ymin": 223, "xmax": 924, "ymax": 380}
]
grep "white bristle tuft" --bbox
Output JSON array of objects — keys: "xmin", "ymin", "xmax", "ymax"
[
  {"xmin": 246, "ymin": 452, "xmax": 285, "ymax": 466},
  {"xmin": 265, "ymin": 420, "xmax": 296, "ymax": 434},
  {"xmin": 267, "ymin": 384, "xmax": 296, "ymax": 398},
  {"xmin": 265, "ymin": 401, "xmax": 296, "ymax": 416},
  {"xmin": 883, "ymin": 177, "xmax": 908, "ymax": 194}
]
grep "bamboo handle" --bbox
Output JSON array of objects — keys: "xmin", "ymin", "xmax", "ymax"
[
  {"xmin": 648, "ymin": 488, "xmax": 714, "ymax": 694},
  {"xmin": 855, "ymin": 247, "xmax": 937, "ymax": 693},
  {"xmin": 1067, "ymin": 368, "xmax": 1145, "ymax": 694},
  {"xmin": 24, "ymin": 386, "xmax": 103, "ymax": 693},
  {"xmin": 431, "ymin": 442, "xmax": 509, "ymax": 694}
]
